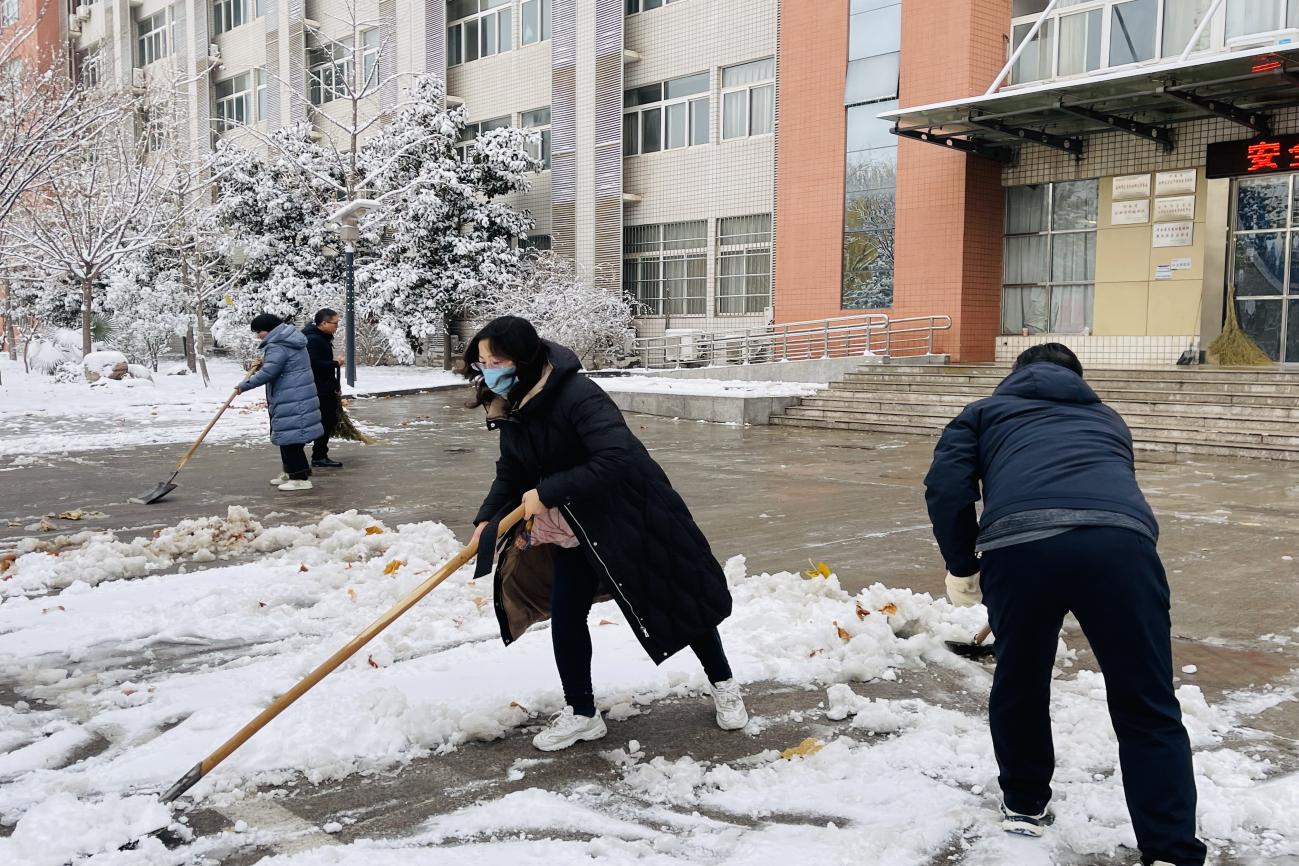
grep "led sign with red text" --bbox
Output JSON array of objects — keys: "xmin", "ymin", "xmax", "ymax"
[{"xmin": 1206, "ymin": 134, "xmax": 1299, "ymax": 179}]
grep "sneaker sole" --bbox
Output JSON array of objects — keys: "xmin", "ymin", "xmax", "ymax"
[
  {"xmin": 532, "ymin": 723, "xmax": 607, "ymax": 752},
  {"xmin": 1000, "ymin": 818, "xmax": 1046, "ymax": 838},
  {"xmin": 716, "ymin": 712, "xmax": 749, "ymax": 731}
]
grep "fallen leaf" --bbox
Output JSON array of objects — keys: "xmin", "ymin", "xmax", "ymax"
[
  {"xmin": 365, "ymin": 526, "xmax": 384, "ymax": 535},
  {"xmin": 299, "ymin": 564, "xmax": 309, "ymax": 573},
  {"xmin": 41, "ymin": 605, "xmax": 65, "ymax": 614},
  {"xmin": 0, "ymin": 553, "xmax": 17, "ymax": 573},
  {"xmin": 122, "ymin": 688, "xmax": 137, "ymax": 697},
  {"xmin": 597, "ymin": 618, "xmax": 617, "ymax": 626},
  {"xmin": 346, "ymin": 588, "xmax": 357, "ymax": 601},
  {"xmin": 472, "ymin": 596, "xmax": 487, "ymax": 609},
  {"xmin": 257, "ymin": 601, "xmax": 267, "ymax": 608},
  {"xmin": 855, "ymin": 600, "xmax": 870, "ymax": 620},
  {"xmin": 509, "ymin": 701, "xmax": 528, "ymax": 713},
  {"xmin": 834, "ymin": 621, "xmax": 851, "ymax": 641},
  {"xmin": 367, "ymin": 655, "xmax": 380, "ymax": 669},
  {"xmin": 803, "ymin": 561, "xmax": 833, "ymax": 579},
  {"xmin": 57, "ymin": 510, "xmax": 84, "ymax": 521},
  {"xmin": 779, "ymin": 738, "xmax": 824, "ymax": 760},
  {"xmin": 878, "ymin": 602, "xmax": 898, "ymax": 616},
  {"xmin": 383, "ymin": 559, "xmax": 405, "ymax": 575},
  {"xmin": 808, "ymin": 649, "xmax": 823, "ymax": 657}
]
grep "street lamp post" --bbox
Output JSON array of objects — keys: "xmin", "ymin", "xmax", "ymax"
[{"xmin": 325, "ymin": 199, "xmax": 381, "ymax": 390}]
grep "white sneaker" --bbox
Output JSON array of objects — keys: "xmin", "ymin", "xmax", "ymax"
[
  {"xmin": 1143, "ymin": 862, "xmax": 1176, "ymax": 866},
  {"xmin": 531, "ymin": 707, "xmax": 607, "ymax": 752},
  {"xmin": 269, "ymin": 472, "xmax": 289, "ymax": 486},
  {"xmin": 277, "ymin": 479, "xmax": 313, "ymax": 491},
  {"xmin": 1000, "ymin": 801, "xmax": 1054, "ymax": 837},
  {"xmin": 709, "ymin": 679, "xmax": 749, "ymax": 730}
]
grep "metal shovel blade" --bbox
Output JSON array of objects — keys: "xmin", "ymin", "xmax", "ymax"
[
  {"xmin": 131, "ymin": 481, "xmax": 178, "ymax": 505},
  {"xmin": 945, "ymin": 639, "xmax": 996, "ymax": 661}
]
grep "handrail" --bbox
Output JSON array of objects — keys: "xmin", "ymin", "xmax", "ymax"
[{"xmin": 631, "ymin": 314, "xmax": 952, "ymax": 370}]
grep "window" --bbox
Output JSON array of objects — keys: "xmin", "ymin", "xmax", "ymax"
[
  {"xmin": 1057, "ymin": 8, "xmax": 1102, "ymax": 76},
  {"xmin": 522, "ymin": 234, "xmax": 552, "ymax": 252},
  {"xmin": 622, "ymin": 222, "xmax": 707, "ymax": 316},
  {"xmin": 1001, "ymin": 180, "xmax": 1098, "ymax": 336},
  {"xmin": 1010, "ymin": 18, "xmax": 1053, "ymax": 84},
  {"xmin": 214, "ymin": 71, "xmax": 262, "ymax": 132},
  {"xmin": 626, "ymin": 0, "xmax": 687, "ymax": 13},
  {"xmin": 76, "ymin": 48, "xmax": 102, "ymax": 87},
  {"xmin": 1108, "ymin": 0, "xmax": 1157, "ymax": 65},
  {"xmin": 721, "ymin": 59, "xmax": 774, "ymax": 140},
  {"xmin": 521, "ymin": 107, "xmax": 551, "ymax": 169},
  {"xmin": 448, "ymin": 0, "xmax": 512, "ymax": 67},
  {"xmin": 717, "ymin": 215, "xmax": 771, "ymax": 315},
  {"xmin": 1230, "ymin": 174, "xmax": 1299, "ymax": 362},
  {"xmin": 137, "ymin": 10, "xmax": 172, "ymax": 68},
  {"xmin": 308, "ymin": 30, "xmax": 380, "ymax": 105},
  {"xmin": 623, "ymin": 73, "xmax": 709, "ymax": 156},
  {"xmin": 1163, "ymin": 0, "xmax": 1213, "ymax": 56},
  {"xmin": 521, "ymin": 0, "xmax": 551, "ymax": 44},
  {"xmin": 1, "ymin": 0, "xmax": 18, "ymax": 29},
  {"xmin": 456, "ymin": 116, "xmax": 511, "ymax": 158},
  {"xmin": 846, "ymin": 1, "xmax": 900, "ymax": 104},
  {"xmin": 843, "ymin": 99, "xmax": 897, "ymax": 310},
  {"xmin": 1226, "ymin": 0, "xmax": 1290, "ymax": 37},
  {"xmin": 213, "ymin": 0, "xmax": 251, "ymax": 35}
]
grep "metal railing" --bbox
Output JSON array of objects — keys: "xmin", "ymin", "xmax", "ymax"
[{"xmin": 631, "ymin": 313, "xmax": 952, "ymax": 370}]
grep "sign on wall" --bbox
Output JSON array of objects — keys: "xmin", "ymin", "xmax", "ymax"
[
  {"xmin": 1111, "ymin": 199, "xmax": 1150, "ymax": 225},
  {"xmin": 1112, "ymin": 173, "xmax": 1151, "ymax": 200},
  {"xmin": 1154, "ymin": 195, "xmax": 1196, "ymax": 222},
  {"xmin": 1153, "ymin": 221, "xmax": 1194, "ymax": 248},
  {"xmin": 1206, "ymin": 134, "xmax": 1299, "ymax": 179},
  {"xmin": 1155, "ymin": 169, "xmax": 1197, "ymax": 195}
]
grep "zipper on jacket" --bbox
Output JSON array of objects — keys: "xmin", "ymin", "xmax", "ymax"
[{"xmin": 562, "ymin": 504, "xmax": 651, "ymax": 640}]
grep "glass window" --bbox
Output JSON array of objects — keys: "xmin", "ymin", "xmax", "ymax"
[
  {"xmin": 1002, "ymin": 179, "xmax": 1098, "ymax": 335},
  {"xmin": 849, "ymin": 3, "xmax": 901, "ymax": 61},
  {"xmin": 214, "ymin": 72, "xmax": 254, "ymax": 133},
  {"xmin": 843, "ymin": 99, "xmax": 898, "ymax": 311},
  {"xmin": 623, "ymin": 74, "xmax": 709, "ymax": 155},
  {"xmin": 522, "ymin": 0, "xmax": 551, "ymax": 44},
  {"xmin": 846, "ymin": 102, "xmax": 896, "ymax": 152},
  {"xmin": 1236, "ymin": 176, "xmax": 1289, "ymax": 230},
  {"xmin": 1233, "ymin": 234, "xmax": 1286, "ymax": 296},
  {"xmin": 665, "ymin": 72, "xmax": 708, "ymax": 99},
  {"xmin": 640, "ymin": 107, "xmax": 661, "ymax": 153},
  {"xmin": 448, "ymin": 0, "xmax": 511, "ymax": 66},
  {"xmin": 213, "ymin": 0, "xmax": 251, "ymax": 35},
  {"xmin": 1057, "ymin": 8, "xmax": 1101, "ymax": 76},
  {"xmin": 845, "ymin": 53, "xmax": 900, "ymax": 104},
  {"xmin": 137, "ymin": 10, "xmax": 171, "ymax": 68},
  {"xmin": 1163, "ymin": 0, "xmax": 1213, "ymax": 56},
  {"xmin": 522, "ymin": 107, "xmax": 551, "ymax": 169},
  {"xmin": 1010, "ymin": 18, "xmax": 1052, "ymax": 84},
  {"xmin": 722, "ymin": 59, "xmax": 774, "ymax": 140},
  {"xmin": 1, "ymin": 0, "xmax": 17, "ymax": 27},
  {"xmin": 628, "ymin": 0, "xmax": 687, "ymax": 14},
  {"xmin": 1226, "ymin": 0, "xmax": 1282, "ymax": 38},
  {"xmin": 1108, "ymin": 0, "xmax": 1157, "ymax": 65},
  {"xmin": 624, "ymin": 221, "xmax": 705, "ymax": 317},
  {"xmin": 665, "ymin": 101, "xmax": 687, "ymax": 149}
]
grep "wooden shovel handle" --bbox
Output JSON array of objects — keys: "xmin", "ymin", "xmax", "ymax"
[
  {"xmin": 974, "ymin": 624, "xmax": 992, "ymax": 645},
  {"xmin": 175, "ymin": 388, "xmax": 240, "ymax": 473}
]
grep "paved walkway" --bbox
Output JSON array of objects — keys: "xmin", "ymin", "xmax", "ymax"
[{"xmin": 2, "ymin": 390, "xmax": 1297, "ymax": 862}]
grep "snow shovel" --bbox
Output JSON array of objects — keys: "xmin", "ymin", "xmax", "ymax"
[
  {"xmin": 130, "ymin": 389, "xmax": 242, "ymax": 505},
  {"xmin": 946, "ymin": 624, "xmax": 994, "ymax": 660},
  {"xmin": 121, "ymin": 504, "xmax": 527, "ymax": 850}
]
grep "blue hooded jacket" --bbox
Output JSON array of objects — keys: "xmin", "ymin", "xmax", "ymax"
[
  {"xmin": 923, "ymin": 362, "xmax": 1158, "ymax": 577},
  {"xmin": 238, "ymin": 323, "xmax": 325, "ymax": 446}
]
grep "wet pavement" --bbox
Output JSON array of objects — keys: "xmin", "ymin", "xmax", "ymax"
[{"xmin": 1, "ymin": 388, "xmax": 1297, "ymax": 862}]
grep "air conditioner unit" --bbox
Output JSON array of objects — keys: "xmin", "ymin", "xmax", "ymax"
[
  {"xmin": 75, "ymin": 4, "xmax": 92, "ymax": 20},
  {"xmin": 130, "ymin": 68, "xmax": 146, "ymax": 91},
  {"xmin": 208, "ymin": 43, "xmax": 221, "ymax": 61},
  {"xmin": 663, "ymin": 328, "xmax": 699, "ymax": 363},
  {"xmin": 68, "ymin": 18, "xmax": 82, "ymax": 35},
  {"xmin": 1226, "ymin": 28, "xmax": 1299, "ymax": 51}
]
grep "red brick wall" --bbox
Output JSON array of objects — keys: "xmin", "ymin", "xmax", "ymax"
[
  {"xmin": 772, "ymin": 0, "xmax": 849, "ymax": 324},
  {"xmin": 5, "ymin": 1, "xmax": 66, "ymax": 72},
  {"xmin": 772, "ymin": 0, "xmax": 1011, "ymax": 361}
]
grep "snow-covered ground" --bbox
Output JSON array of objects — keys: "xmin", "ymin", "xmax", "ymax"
[
  {"xmin": 0, "ymin": 356, "xmax": 463, "ymax": 459},
  {"xmin": 0, "ymin": 509, "xmax": 1295, "ymax": 865},
  {"xmin": 594, "ymin": 376, "xmax": 823, "ymax": 399}
]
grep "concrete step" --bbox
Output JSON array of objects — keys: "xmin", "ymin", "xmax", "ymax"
[
  {"xmin": 836, "ymin": 372, "xmax": 1299, "ymax": 396},
  {"xmin": 797, "ymin": 396, "xmax": 1299, "ymax": 432},
  {"xmin": 829, "ymin": 381, "xmax": 1299, "ymax": 407},
  {"xmin": 863, "ymin": 364, "xmax": 1299, "ymax": 384},
  {"xmin": 770, "ymin": 416, "xmax": 1299, "ymax": 462}
]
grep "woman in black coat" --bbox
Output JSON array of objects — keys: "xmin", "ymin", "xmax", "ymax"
[{"xmin": 467, "ymin": 316, "xmax": 747, "ymax": 751}]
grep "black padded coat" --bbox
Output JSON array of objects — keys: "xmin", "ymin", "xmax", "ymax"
[{"xmin": 472, "ymin": 342, "xmax": 733, "ymax": 663}]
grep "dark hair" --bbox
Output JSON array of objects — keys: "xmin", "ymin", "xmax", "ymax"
[
  {"xmin": 314, "ymin": 308, "xmax": 339, "ymax": 325},
  {"xmin": 1013, "ymin": 342, "xmax": 1083, "ymax": 377},
  {"xmin": 462, "ymin": 316, "xmax": 547, "ymax": 408},
  {"xmin": 250, "ymin": 313, "xmax": 284, "ymax": 334}
]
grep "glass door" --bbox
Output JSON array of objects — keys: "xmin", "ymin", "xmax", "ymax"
[{"xmin": 1230, "ymin": 174, "xmax": 1299, "ymax": 363}]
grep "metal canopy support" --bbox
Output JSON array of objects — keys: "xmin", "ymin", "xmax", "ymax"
[
  {"xmin": 963, "ymin": 115, "xmax": 1084, "ymax": 157},
  {"xmin": 891, "ymin": 127, "xmax": 1014, "ymax": 164},
  {"xmin": 1056, "ymin": 102, "xmax": 1176, "ymax": 151},
  {"xmin": 1158, "ymin": 85, "xmax": 1272, "ymax": 134}
]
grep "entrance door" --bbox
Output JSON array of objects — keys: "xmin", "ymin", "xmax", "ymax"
[{"xmin": 1231, "ymin": 175, "xmax": 1299, "ymax": 363}]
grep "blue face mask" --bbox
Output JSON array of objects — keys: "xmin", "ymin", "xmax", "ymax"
[{"xmin": 481, "ymin": 365, "xmax": 518, "ymax": 397}]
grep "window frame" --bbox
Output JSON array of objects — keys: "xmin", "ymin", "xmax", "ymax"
[
  {"xmin": 623, "ymin": 72, "xmax": 710, "ymax": 156},
  {"xmin": 136, "ymin": 9, "xmax": 173, "ymax": 69},
  {"xmin": 456, "ymin": 115, "xmax": 512, "ymax": 159},
  {"xmin": 626, "ymin": 0, "xmax": 688, "ymax": 14},
  {"xmin": 213, "ymin": 0, "xmax": 253, "ymax": 36},
  {"xmin": 214, "ymin": 70, "xmax": 260, "ymax": 133},
  {"xmin": 521, "ymin": 0, "xmax": 551, "ymax": 45},
  {"xmin": 521, "ymin": 106, "xmax": 551, "ymax": 170},
  {"xmin": 623, "ymin": 221, "xmax": 708, "ymax": 317},
  {"xmin": 1000, "ymin": 179, "xmax": 1099, "ymax": 336},
  {"xmin": 1, "ymin": 0, "xmax": 19, "ymax": 29},
  {"xmin": 307, "ymin": 30, "xmax": 380, "ymax": 106},
  {"xmin": 447, "ymin": 0, "xmax": 513, "ymax": 67},
  {"xmin": 720, "ymin": 58, "xmax": 775, "ymax": 141},
  {"xmin": 716, "ymin": 214, "xmax": 772, "ymax": 316}
]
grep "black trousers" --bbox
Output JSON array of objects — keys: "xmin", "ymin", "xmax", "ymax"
[
  {"xmin": 313, "ymin": 391, "xmax": 339, "ymax": 460},
  {"xmin": 279, "ymin": 444, "xmax": 311, "ymax": 480},
  {"xmin": 550, "ymin": 545, "xmax": 732, "ymax": 717},
  {"xmin": 982, "ymin": 527, "xmax": 1206, "ymax": 866}
]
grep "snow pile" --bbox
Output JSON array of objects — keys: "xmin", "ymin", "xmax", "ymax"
[
  {"xmin": 0, "ymin": 512, "xmax": 1294, "ymax": 864},
  {"xmin": 594, "ymin": 375, "xmax": 823, "ymax": 399}
]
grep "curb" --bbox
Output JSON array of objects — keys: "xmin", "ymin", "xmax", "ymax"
[{"xmin": 347, "ymin": 382, "xmax": 471, "ymax": 400}]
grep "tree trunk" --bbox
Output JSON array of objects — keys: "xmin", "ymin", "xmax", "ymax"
[
  {"xmin": 442, "ymin": 318, "xmax": 454, "ymax": 371},
  {"xmin": 81, "ymin": 276, "xmax": 94, "ymax": 357},
  {"xmin": 3, "ymin": 280, "xmax": 17, "ymax": 361},
  {"xmin": 184, "ymin": 322, "xmax": 197, "ymax": 373},
  {"xmin": 182, "ymin": 256, "xmax": 197, "ymax": 373},
  {"xmin": 195, "ymin": 303, "xmax": 210, "ymax": 387}
]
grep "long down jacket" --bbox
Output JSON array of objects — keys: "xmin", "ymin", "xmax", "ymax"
[
  {"xmin": 238, "ymin": 323, "xmax": 324, "ymax": 446},
  {"xmin": 472, "ymin": 342, "xmax": 733, "ymax": 663},
  {"xmin": 923, "ymin": 361, "xmax": 1158, "ymax": 577}
]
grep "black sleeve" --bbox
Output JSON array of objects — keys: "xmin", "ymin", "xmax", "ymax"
[
  {"xmin": 535, "ymin": 382, "xmax": 634, "ymax": 508},
  {"xmin": 475, "ymin": 439, "xmax": 531, "ymax": 525},
  {"xmin": 306, "ymin": 334, "xmax": 335, "ymax": 375},
  {"xmin": 923, "ymin": 407, "xmax": 983, "ymax": 577}
]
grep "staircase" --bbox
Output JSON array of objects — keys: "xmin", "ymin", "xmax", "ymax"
[{"xmin": 771, "ymin": 365, "xmax": 1299, "ymax": 463}]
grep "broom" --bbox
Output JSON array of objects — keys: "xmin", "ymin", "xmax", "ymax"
[
  {"xmin": 334, "ymin": 397, "xmax": 379, "ymax": 444},
  {"xmin": 1208, "ymin": 286, "xmax": 1272, "ymax": 366}
]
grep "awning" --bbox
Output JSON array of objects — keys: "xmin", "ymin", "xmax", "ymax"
[{"xmin": 880, "ymin": 44, "xmax": 1299, "ymax": 163}]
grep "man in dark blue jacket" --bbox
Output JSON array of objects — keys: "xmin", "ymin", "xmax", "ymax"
[
  {"xmin": 303, "ymin": 309, "xmax": 343, "ymax": 468},
  {"xmin": 924, "ymin": 343, "xmax": 1205, "ymax": 866}
]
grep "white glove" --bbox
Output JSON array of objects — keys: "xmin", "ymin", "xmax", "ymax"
[{"xmin": 945, "ymin": 572, "xmax": 982, "ymax": 607}]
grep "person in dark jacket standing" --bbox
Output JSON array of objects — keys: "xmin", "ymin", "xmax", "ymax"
[
  {"xmin": 466, "ymin": 316, "xmax": 748, "ymax": 752},
  {"xmin": 303, "ymin": 308, "xmax": 344, "ymax": 468},
  {"xmin": 236, "ymin": 314, "xmax": 324, "ymax": 492},
  {"xmin": 923, "ymin": 344, "xmax": 1205, "ymax": 866}
]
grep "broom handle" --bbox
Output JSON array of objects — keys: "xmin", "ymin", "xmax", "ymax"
[
  {"xmin": 161, "ymin": 504, "xmax": 526, "ymax": 804},
  {"xmin": 174, "ymin": 386, "xmax": 242, "ymax": 473}
]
